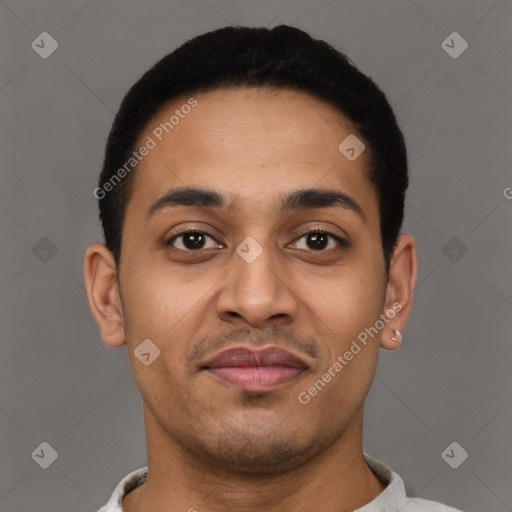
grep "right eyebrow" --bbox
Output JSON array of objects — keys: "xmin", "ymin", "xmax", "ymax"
[{"xmin": 146, "ymin": 187, "xmax": 225, "ymax": 220}]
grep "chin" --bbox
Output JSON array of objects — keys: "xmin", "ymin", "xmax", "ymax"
[{"xmin": 187, "ymin": 422, "xmax": 338, "ymax": 477}]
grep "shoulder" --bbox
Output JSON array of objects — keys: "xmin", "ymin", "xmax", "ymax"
[{"xmin": 363, "ymin": 453, "xmax": 465, "ymax": 512}]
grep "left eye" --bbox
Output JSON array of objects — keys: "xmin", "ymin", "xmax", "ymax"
[{"xmin": 290, "ymin": 230, "xmax": 346, "ymax": 252}]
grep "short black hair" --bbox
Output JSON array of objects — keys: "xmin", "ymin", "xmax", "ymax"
[{"xmin": 97, "ymin": 25, "xmax": 408, "ymax": 274}]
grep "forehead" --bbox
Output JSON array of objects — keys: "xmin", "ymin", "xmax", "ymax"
[{"xmin": 125, "ymin": 87, "xmax": 379, "ymax": 227}]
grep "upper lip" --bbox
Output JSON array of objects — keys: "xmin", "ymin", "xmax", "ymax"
[{"xmin": 202, "ymin": 346, "xmax": 309, "ymax": 370}]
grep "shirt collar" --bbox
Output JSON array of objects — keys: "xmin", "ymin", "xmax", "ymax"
[
  {"xmin": 100, "ymin": 453, "xmax": 405, "ymax": 511},
  {"xmin": 356, "ymin": 452, "xmax": 406, "ymax": 511}
]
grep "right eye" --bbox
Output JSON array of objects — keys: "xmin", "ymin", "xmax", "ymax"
[{"xmin": 165, "ymin": 230, "xmax": 222, "ymax": 251}]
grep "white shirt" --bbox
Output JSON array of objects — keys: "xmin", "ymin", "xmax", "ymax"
[{"xmin": 98, "ymin": 453, "xmax": 465, "ymax": 511}]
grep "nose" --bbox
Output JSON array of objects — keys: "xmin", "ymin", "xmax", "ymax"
[{"xmin": 216, "ymin": 238, "xmax": 298, "ymax": 329}]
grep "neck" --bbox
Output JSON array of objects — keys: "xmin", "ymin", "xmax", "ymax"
[{"xmin": 123, "ymin": 406, "xmax": 385, "ymax": 512}]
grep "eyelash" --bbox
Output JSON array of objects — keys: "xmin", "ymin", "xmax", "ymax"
[{"xmin": 165, "ymin": 228, "xmax": 348, "ymax": 253}]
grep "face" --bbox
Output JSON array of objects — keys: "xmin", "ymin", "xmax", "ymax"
[{"xmin": 86, "ymin": 86, "xmax": 415, "ymax": 475}]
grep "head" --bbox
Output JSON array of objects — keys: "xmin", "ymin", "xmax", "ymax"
[{"xmin": 85, "ymin": 25, "xmax": 417, "ymax": 475}]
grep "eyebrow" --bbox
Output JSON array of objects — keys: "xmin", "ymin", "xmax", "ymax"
[{"xmin": 145, "ymin": 186, "xmax": 366, "ymax": 222}]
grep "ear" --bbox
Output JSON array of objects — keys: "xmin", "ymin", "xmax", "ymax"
[
  {"xmin": 381, "ymin": 234, "xmax": 418, "ymax": 351},
  {"xmin": 83, "ymin": 242, "xmax": 126, "ymax": 348}
]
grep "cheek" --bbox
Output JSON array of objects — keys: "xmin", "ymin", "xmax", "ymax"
[
  {"xmin": 305, "ymin": 263, "xmax": 385, "ymax": 343},
  {"xmin": 128, "ymin": 267, "xmax": 242, "ymax": 393},
  {"xmin": 299, "ymin": 273, "xmax": 383, "ymax": 414},
  {"xmin": 311, "ymin": 257, "xmax": 385, "ymax": 395},
  {"xmin": 120, "ymin": 270, "xmax": 200, "ymax": 413},
  {"xmin": 122, "ymin": 263, "xmax": 204, "ymax": 334}
]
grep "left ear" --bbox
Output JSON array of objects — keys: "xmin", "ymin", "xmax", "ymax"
[{"xmin": 381, "ymin": 234, "xmax": 418, "ymax": 350}]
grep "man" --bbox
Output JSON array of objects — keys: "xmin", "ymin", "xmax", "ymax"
[{"xmin": 85, "ymin": 25, "xmax": 464, "ymax": 511}]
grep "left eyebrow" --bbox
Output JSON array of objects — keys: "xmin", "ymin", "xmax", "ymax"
[
  {"xmin": 145, "ymin": 186, "xmax": 366, "ymax": 223},
  {"xmin": 278, "ymin": 188, "xmax": 366, "ymax": 222}
]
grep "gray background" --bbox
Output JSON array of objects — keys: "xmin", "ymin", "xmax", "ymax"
[{"xmin": 0, "ymin": 0, "xmax": 511, "ymax": 510}]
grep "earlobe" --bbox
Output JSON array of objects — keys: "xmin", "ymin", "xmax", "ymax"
[
  {"xmin": 83, "ymin": 242, "xmax": 126, "ymax": 348},
  {"xmin": 381, "ymin": 328, "xmax": 402, "ymax": 351},
  {"xmin": 381, "ymin": 234, "xmax": 418, "ymax": 351}
]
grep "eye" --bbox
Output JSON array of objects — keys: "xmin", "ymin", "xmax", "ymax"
[
  {"xmin": 166, "ymin": 230, "xmax": 221, "ymax": 251},
  {"xmin": 290, "ymin": 229, "xmax": 347, "ymax": 252}
]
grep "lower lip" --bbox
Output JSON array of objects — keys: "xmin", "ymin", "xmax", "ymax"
[{"xmin": 206, "ymin": 367, "xmax": 305, "ymax": 392}]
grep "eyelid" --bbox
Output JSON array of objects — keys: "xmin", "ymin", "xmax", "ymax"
[{"xmin": 165, "ymin": 226, "xmax": 348, "ymax": 252}]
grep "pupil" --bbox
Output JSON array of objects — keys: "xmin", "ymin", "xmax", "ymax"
[
  {"xmin": 184, "ymin": 232, "xmax": 204, "ymax": 250},
  {"xmin": 308, "ymin": 232, "xmax": 328, "ymax": 250}
]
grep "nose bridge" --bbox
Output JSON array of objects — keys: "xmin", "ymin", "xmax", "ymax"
[
  {"xmin": 236, "ymin": 236, "xmax": 279, "ymax": 290},
  {"xmin": 216, "ymin": 234, "xmax": 297, "ymax": 327}
]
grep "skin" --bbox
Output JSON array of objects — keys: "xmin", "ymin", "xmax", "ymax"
[{"xmin": 84, "ymin": 86, "xmax": 417, "ymax": 512}]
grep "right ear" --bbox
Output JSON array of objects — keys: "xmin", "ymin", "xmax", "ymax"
[{"xmin": 83, "ymin": 242, "xmax": 126, "ymax": 348}]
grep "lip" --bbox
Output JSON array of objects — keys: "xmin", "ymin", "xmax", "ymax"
[{"xmin": 201, "ymin": 346, "xmax": 309, "ymax": 392}]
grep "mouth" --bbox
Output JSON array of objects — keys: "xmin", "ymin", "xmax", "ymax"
[{"xmin": 201, "ymin": 346, "xmax": 309, "ymax": 392}]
